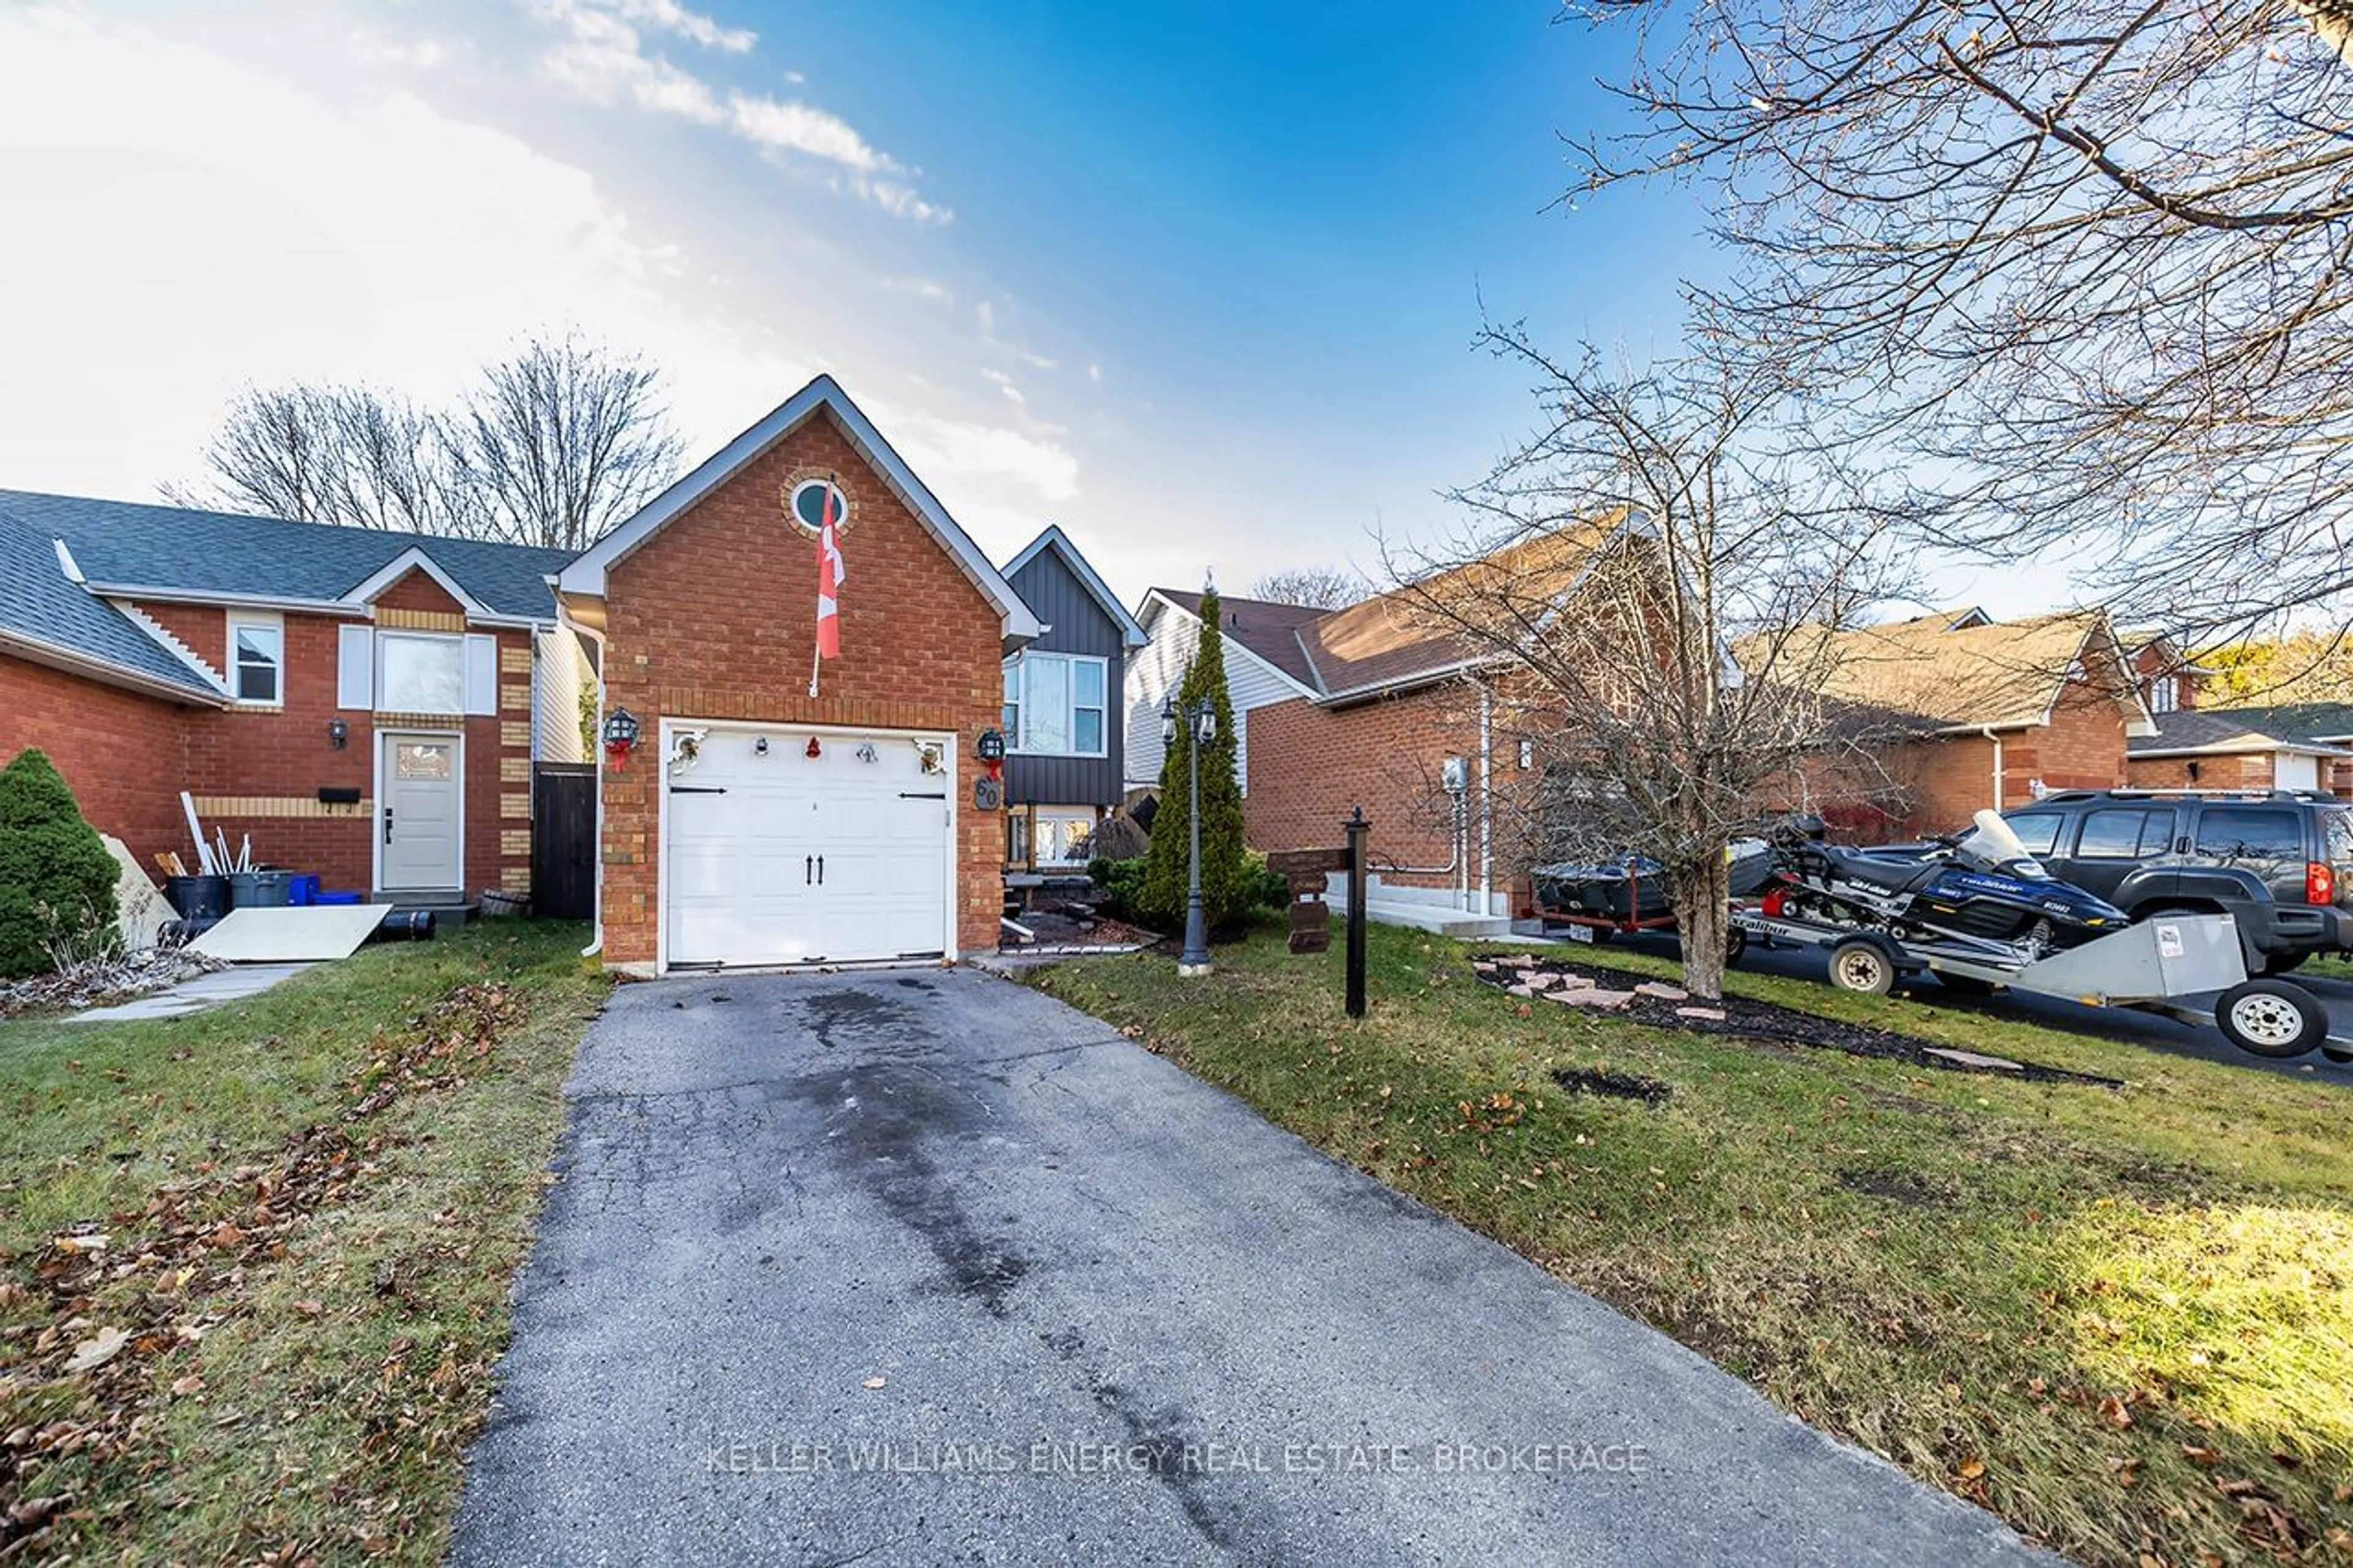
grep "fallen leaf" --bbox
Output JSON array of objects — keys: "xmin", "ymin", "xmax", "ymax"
[
  {"xmin": 292, "ymin": 1299, "xmax": 325, "ymax": 1317},
  {"xmin": 860, "ymin": 1376, "xmax": 886, "ymax": 1390},
  {"xmin": 170, "ymin": 1374, "xmax": 205, "ymax": 1396},
  {"xmin": 64, "ymin": 1327, "xmax": 130, "ymax": 1374},
  {"xmin": 1957, "ymin": 1456, "xmax": 1985, "ymax": 1480},
  {"xmin": 2098, "ymin": 1395, "xmax": 2134, "ymax": 1428},
  {"xmin": 2181, "ymin": 1444, "xmax": 2222, "ymax": 1468}
]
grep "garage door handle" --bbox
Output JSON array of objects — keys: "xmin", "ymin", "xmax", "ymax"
[
  {"xmin": 670, "ymin": 785, "xmax": 727, "ymax": 795},
  {"xmin": 900, "ymin": 791, "xmax": 947, "ymax": 800},
  {"xmin": 805, "ymin": 855, "xmax": 813, "ymax": 885},
  {"xmin": 817, "ymin": 855, "xmax": 825, "ymax": 885}
]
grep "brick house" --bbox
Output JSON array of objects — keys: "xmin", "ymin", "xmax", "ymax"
[
  {"xmin": 0, "ymin": 490, "xmax": 581, "ymax": 910},
  {"xmin": 2126, "ymin": 703, "xmax": 2353, "ymax": 792},
  {"xmin": 5, "ymin": 376, "xmax": 1064, "ymax": 973},
  {"xmin": 1784, "ymin": 607, "xmax": 2156, "ymax": 836},
  {"xmin": 552, "ymin": 376, "xmax": 1041, "ymax": 973}
]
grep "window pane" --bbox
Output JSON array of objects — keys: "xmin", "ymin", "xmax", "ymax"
[
  {"xmin": 1074, "ymin": 708, "xmax": 1103, "ymax": 755},
  {"xmin": 1073, "ymin": 659, "xmax": 1105, "ymax": 707},
  {"xmin": 2196, "ymin": 808, "xmax": 2303, "ymax": 858},
  {"xmin": 1025, "ymin": 656, "xmax": 1070, "ymax": 753},
  {"xmin": 235, "ymin": 663, "xmax": 276, "ymax": 702},
  {"xmin": 232, "ymin": 623, "xmax": 281, "ymax": 702},
  {"xmin": 2004, "ymin": 814, "xmax": 2064, "ymax": 856},
  {"xmin": 379, "ymin": 635, "xmax": 464, "ymax": 713},
  {"xmin": 1036, "ymin": 812, "xmax": 1093, "ymax": 865},
  {"xmin": 2325, "ymin": 807, "xmax": 2353, "ymax": 862},
  {"xmin": 2077, "ymin": 809, "xmax": 2155, "ymax": 858}
]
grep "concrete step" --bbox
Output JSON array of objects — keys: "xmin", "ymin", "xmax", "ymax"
[{"xmin": 1360, "ymin": 902, "xmax": 1515, "ymax": 939}]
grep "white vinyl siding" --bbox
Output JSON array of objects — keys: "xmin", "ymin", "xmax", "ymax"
[
  {"xmin": 533, "ymin": 627, "xmax": 593, "ymax": 763},
  {"xmin": 1121, "ymin": 597, "xmax": 1309, "ymax": 795}
]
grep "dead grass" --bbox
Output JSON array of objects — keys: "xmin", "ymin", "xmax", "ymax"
[
  {"xmin": 1030, "ymin": 923, "xmax": 2353, "ymax": 1567},
  {"xmin": 0, "ymin": 921, "xmax": 607, "ymax": 1564}
]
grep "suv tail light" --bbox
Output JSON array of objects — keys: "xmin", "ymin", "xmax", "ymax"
[{"xmin": 2307, "ymin": 862, "xmax": 2335, "ymax": 906}]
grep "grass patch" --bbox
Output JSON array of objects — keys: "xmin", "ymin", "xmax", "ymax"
[
  {"xmin": 0, "ymin": 920, "xmax": 607, "ymax": 1564},
  {"xmin": 1030, "ymin": 923, "xmax": 2353, "ymax": 1567}
]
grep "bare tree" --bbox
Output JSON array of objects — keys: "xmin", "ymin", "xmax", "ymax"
[
  {"xmin": 1567, "ymin": 0, "xmax": 2353, "ymax": 638},
  {"xmin": 169, "ymin": 331, "xmax": 681, "ymax": 549},
  {"xmin": 453, "ymin": 331, "xmax": 684, "ymax": 552},
  {"xmin": 1249, "ymin": 564, "xmax": 1366, "ymax": 610},
  {"xmin": 166, "ymin": 385, "xmax": 469, "ymax": 534},
  {"xmin": 1388, "ymin": 330, "xmax": 1917, "ymax": 998}
]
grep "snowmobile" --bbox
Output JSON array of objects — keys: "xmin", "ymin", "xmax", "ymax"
[{"xmin": 1763, "ymin": 809, "xmax": 2128, "ymax": 960}]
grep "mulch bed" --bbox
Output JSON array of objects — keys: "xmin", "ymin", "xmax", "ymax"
[
  {"xmin": 1473, "ymin": 953, "xmax": 2121, "ymax": 1087},
  {"xmin": 1001, "ymin": 900, "xmax": 1160, "ymax": 952}
]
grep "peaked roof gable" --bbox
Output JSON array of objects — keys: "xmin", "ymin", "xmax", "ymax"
[
  {"xmin": 1768, "ymin": 608, "xmax": 2157, "ymax": 736},
  {"xmin": 1141, "ymin": 589, "xmax": 1322, "ymax": 699},
  {"xmin": 1003, "ymin": 526, "xmax": 1146, "ymax": 648},
  {"xmin": 558, "ymin": 375, "xmax": 1042, "ymax": 639}
]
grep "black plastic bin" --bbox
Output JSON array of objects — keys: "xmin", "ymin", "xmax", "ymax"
[
  {"xmin": 164, "ymin": 874, "xmax": 230, "ymax": 921},
  {"xmin": 227, "ymin": 871, "xmax": 292, "ymax": 908}
]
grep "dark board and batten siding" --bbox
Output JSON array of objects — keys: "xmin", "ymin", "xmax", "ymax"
[{"xmin": 1004, "ymin": 545, "xmax": 1125, "ymax": 809}]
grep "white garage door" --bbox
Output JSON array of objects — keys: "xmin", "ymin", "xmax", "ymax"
[
  {"xmin": 664, "ymin": 723, "xmax": 953, "ymax": 969},
  {"xmin": 2277, "ymin": 752, "xmax": 2321, "ymax": 791}
]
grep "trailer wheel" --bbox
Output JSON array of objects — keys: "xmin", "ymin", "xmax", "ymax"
[
  {"xmin": 1828, "ymin": 938, "xmax": 1896, "ymax": 996},
  {"xmin": 2215, "ymin": 980, "xmax": 2327, "ymax": 1059},
  {"xmin": 1726, "ymin": 926, "xmax": 1749, "ymax": 966}
]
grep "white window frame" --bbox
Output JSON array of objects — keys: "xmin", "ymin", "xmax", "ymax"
[
  {"xmin": 376, "ymin": 630, "xmax": 468, "ymax": 716},
  {"xmin": 1031, "ymin": 806, "xmax": 1099, "ymax": 868},
  {"xmin": 226, "ymin": 611, "xmax": 284, "ymax": 707},
  {"xmin": 1004, "ymin": 651, "xmax": 1109, "ymax": 758},
  {"xmin": 2150, "ymin": 676, "xmax": 2178, "ymax": 714}
]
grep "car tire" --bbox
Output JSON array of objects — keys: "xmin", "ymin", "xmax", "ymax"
[
  {"xmin": 1828, "ymin": 937, "xmax": 1896, "ymax": 996},
  {"xmin": 2215, "ymin": 979, "xmax": 2327, "ymax": 1059}
]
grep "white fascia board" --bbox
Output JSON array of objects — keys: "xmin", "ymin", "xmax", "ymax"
[
  {"xmin": 2132, "ymin": 739, "xmax": 2353, "ymax": 759},
  {"xmin": 559, "ymin": 374, "xmax": 1042, "ymax": 640},
  {"xmin": 80, "ymin": 582, "xmax": 372, "ymax": 618},
  {"xmin": 112, "ymin": 600, "xmax": 230, "ymax": 693},
  {"xmin": 1004, "ymin": 526, "xmax": 1147, "ymax": 647},
  {"xmin": 341, "ymin": 546, "xmax": 492, "ymax": 618},
  {"xmin": 1139, "ymin": 587, "xmax": 1319, "ymax": 703}
]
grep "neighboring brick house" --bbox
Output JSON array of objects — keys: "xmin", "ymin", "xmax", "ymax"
[
  {"xmin": 996, "ymin": 526, "xmax": 1146, "ymax": 871},
  {"xmin": 553, "ymin": 375, "xmax": 1042, "ymax": 974},
  {"xmin": 0, "ymin": 490, "xmax": 582, "ymax": 910},
  {"xmin": 2126, "ymin": 704, "xmax": 2353, "ymax": 792},
  {"xmin": 1783, "ymin": 607, "xmax": 2156, "ymax": 836},
  {"xmin": 2120, "ymin": 629, "xmax": 2214, "ymax": 717}
]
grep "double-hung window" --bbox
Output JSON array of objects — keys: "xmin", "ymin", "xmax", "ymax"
[
  {"xmin": 1003, "ymin": 653, "xmax": 1107, "ymax": 756},
  {"xmin": 227, "ymin": 613, "xmax": 283, "ymax": 705}
]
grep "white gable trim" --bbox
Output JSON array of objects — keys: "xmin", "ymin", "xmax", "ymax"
[
  {"xmin": 113, "ymin": 600, "xmax": 230, "ymax": 692},
  {"xmin": 343, "ymin": 547, "xmax": 491, "ymax": 618},
  {"xmin": 1139, "ymin": 588, "xmax": 1319, "ymax": 702},
  {"xmin": 558, "ymin": 375, "xmax": 1042, "ymax": 639},
  {"xmin": 1006, "ymin": 526, "xmax": 1147, "ymax": 647}
]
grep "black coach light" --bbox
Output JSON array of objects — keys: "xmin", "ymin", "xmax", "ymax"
[{"xmin": 1159, "ymin": 693, "xmax": 1177, "ymax": 747}]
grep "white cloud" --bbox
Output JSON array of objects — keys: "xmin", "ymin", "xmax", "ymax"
[
  {"xmin": 529, "ymin": 0, "xmax": 947, "ymax": 223},
  {"xmin": 891, "ymin": 409, "xmax": 1081, "ymax": 503},
  {"xmin": 980, "ymin": 369, "xmax": 1026, "ymax": 407},
  {"xmin": 349, "ymin": 27, "xmax": 456, "ymax": 71}
]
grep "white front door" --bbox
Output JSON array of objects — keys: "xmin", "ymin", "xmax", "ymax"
[
  {"xmin": 664, "ymin": 724, "xmax": 952, "ymax": 969},
  {"xmin": 380, "ymin": 733, "xmax": 463, "ymax": 891}
]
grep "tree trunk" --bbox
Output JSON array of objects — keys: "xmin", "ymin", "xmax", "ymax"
[{"xmin": 1670, "ymin": 853, "xmax": 1734, "ymax": 1001}]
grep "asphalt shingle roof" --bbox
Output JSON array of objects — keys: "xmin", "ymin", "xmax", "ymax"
[
  {"xmin": 0, "ymin": 508, "xmax": 221, "ymax": 699},
  {"xmin": 2129, "ymin": 706, "xmax": 2353, "ymax": 755},
  {"xmin": 0, "ymin": 490, "xmax": 572, "ymax": 621}
]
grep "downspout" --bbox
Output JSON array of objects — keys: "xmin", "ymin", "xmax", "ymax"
[
  {"xmin": 568, "ymin": 613, "xmax": 610, "ymax": 959},
  {"xmin": 1477, "ymin": 685, "xmax": 1493, "ymax": 914},
  {"xmin": 1981, "ymin": 726, "xmax": 2004, "ymax": 812}
]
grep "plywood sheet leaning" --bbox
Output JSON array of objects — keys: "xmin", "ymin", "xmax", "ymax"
[{"xmin": 188, "ymin": 905, "xmax": 387, "ymax": 963}]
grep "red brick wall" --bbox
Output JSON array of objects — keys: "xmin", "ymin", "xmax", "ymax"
[
  {"xmin": 132, "ymin": 590, "xmax": 533, "ymax": 900},
  {"xmin": 596, "ymin": 410, "xmax": 1006, "ymax": 966},
  {"xmin": 2127, "ymin": 751, "xmax": 2273, "ymax": 790},
  {"xmin": 1245, "ymin": 685, "xmax": 1518, "ymax": 892},
  {"xmin": 0, "ymin": 654, "xmax": 192, "ymax": 871}
]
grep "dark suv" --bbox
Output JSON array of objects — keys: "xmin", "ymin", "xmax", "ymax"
[{"xmin": 1999, "ymin": 790, "xmax": 2353, "ymax": 972}]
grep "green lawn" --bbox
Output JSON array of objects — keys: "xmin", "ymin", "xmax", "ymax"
[
  {"xmin": 1031, "ymin": 924, "xmax": 2353, "ymax": 1568},
  {"xmin": 0, "ymin": 922, "xmax": 607, "ymax": 1564}
]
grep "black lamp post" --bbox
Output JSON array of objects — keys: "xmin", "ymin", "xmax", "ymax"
[{"xmin": 1161, "ymin": 692, "xmax": 1217, "ymax": 976}]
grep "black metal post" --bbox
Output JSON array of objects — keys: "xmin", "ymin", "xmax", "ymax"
[
  {"xmin": 1180, "ymin": 713, "xmax": 1211, "ymax": 975},
  {"xmin": 1344, "ymin": 805, "xmax": 1368, "ymax": 1018}
]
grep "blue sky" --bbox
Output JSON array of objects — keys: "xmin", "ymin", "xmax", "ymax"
[{"xmin": 0, "ymin": 1, "xmax": 2030, "ymax": 613}]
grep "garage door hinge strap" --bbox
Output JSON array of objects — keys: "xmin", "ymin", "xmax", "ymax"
[
  {"xmin": 669, "ymin": 786, "xmax": 728, "ymax": 794},
  {"xmin": 900, "ymin": 791, "xmax": 947, "ymax": 800}
]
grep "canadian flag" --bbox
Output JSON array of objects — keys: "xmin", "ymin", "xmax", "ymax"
[{"xmin": 815, "ymin": 479, "xmax": 845, "ymax": 659}]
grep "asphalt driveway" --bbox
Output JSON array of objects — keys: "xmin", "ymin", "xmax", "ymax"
[{"xmin": 451, "ymin": 968, "xmax": 2047, "ymax": 1566}]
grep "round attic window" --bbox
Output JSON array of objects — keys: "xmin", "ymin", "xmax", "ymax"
[{"xmin": 787, "ymin": 477, "xmax": 851, "ymax": 537}]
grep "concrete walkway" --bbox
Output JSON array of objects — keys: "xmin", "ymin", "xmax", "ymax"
[
  {"xmin": 63, "ymin": 963, "xmax": 312, "ymax": 1024},
  {"xmin": 451, "ymin": 969, "xmax": 2051, "ymax": 1566}
]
